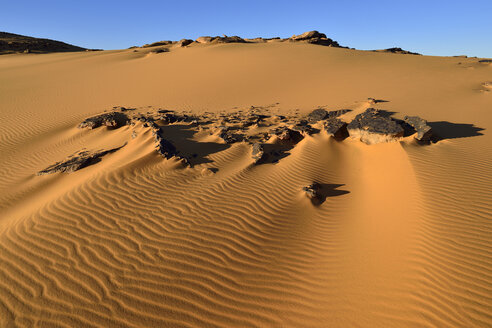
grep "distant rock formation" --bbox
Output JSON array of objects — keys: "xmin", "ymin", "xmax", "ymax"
[
  {"xmin": 142, "ymin": 40, "xmax": 174, "ymax": 48},
  {"xmin": 0, "ymin": 31, "xmax": 86, "ymax": 54},
  {"xmin": 374, "ymin": 47, "xmax": 421, "ymax": 55},
  {"xmin": 288, "ymin": 31, "xmax": 341, "ymax": 47},
  {"xmin": 196, "ymin": 35, "xmax": 246, "ymax": 44},
  {"xmin": 347, "ymin": 108, "xmax": 404, "ymax": 144}
]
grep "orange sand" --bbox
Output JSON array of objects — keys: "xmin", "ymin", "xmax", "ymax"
[{"xmin": 0, "ymin": 42, "xmax": 491, "ymax": 327}]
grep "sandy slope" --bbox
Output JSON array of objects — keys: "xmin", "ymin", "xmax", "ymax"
[{"xmin": 0, "ymin": 42, "xmax": 491, "ymax": 327}]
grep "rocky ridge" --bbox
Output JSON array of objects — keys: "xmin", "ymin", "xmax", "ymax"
[{"xmin": 40, "ymin": 103, "xmax": 434, "ymax": 174}]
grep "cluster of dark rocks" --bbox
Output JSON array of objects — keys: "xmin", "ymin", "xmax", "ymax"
[
  {"xmin": 41, "ymin": 103, "xmax": 434, "ymax": 175},
  {"xmin": 78, "ymin": 112, "xmax": 129, "ymax": 129},
  {"xmin": 37, "ymin": 146, "xmax": 123, "ymax": 175}
]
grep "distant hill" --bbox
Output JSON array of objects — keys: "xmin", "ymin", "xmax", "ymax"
[{"xmin": 0, "ymin": 32, "xmax": 86, "ymax": 54}]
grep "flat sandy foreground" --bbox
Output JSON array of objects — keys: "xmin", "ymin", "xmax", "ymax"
[{"xmin": 0, "ymin": 41, "xmax": 491, "ymax": 327}]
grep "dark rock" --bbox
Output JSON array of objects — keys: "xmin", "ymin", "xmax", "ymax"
[
  {"xmin": 78, "ymin": 112, "xmax": 129, "ymax": 129},
  {"xmin": 150, "ymin": 48, "xmax": 168, "ymax": 54},
  {"xmin": 113, "ymin": 106, "xmax": 136, "ymax": 112},
  {"xmin": 307, "ymin": 108, "xmax": 328, "ymax": 123},
  {"xmin": 324, "ymin": 118, "xmax": 348, "ymax": 140},
  {"xmin": 293, "ymin": 122, "xmax": 318, "ymax": 136},
  {"xmin": 217, "ymin": 126, "xmax": 239, "ymax": 144},
  {"xmin": 251, "ymin": 143, "xmax": 265, "ymax": 164},
  {"xmin": 302, "ymin": 183, "xmax": 321, "ymax": 202},
  {"xmin": 0, "ymin": 32, "xmax": 86, "ymax": 55},
  {"xmin": 159, "ymin": 113, "xmax": 178, "ymax": 124},
  {"xmin": 307, "ymin": 108, "xmax": 350, "ymax": 123},
  {"xmin": 37, "ymin": 146, "xmax": 123, "ymax": 175},
  {"xmin": 478, "ymin": 59, "xmax": 492, "ymax": 63},
  {"xmin": 404, "ymin": 115, "xmax": 433, "ymax": 143},
  {"xmin": 347, "ymin": 108, "xmax": 404, "ymax": 144},
  {"xmin": 152, "ymin": 126, "xmax": 190, "ymax": 165},
  {"xmin": 273, "ymin": 127, "xmax": 303, "ymax": 143},
  {"xmin": 380, "ymin": 47, "xmax": 421, "ymax": 55}
]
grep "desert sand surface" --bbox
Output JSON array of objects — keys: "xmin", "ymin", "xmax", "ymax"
[{"xmin": 0, "ymin": 38, "xmax": 491, "ymax": 327}]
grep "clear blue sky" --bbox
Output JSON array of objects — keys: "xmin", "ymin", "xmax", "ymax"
[{"xmin": 1, "ymin": 0, "xmax": 491, "ymax": 57}]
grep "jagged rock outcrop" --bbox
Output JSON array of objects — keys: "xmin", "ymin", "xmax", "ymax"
[
  {"xmin": 324, "ymin": 118, "xmax": 348, "ymax": 140},
  {"xmin": 289, "ymin": 31, "xmax": 341, "ymax": 47},
  {"xmin": 271, "ymin": 127, "xmax": 303, "ymax": 143},
  {"xmin": 404, "ymin": 115, "xmax": 433, "ymax": 143},
  {"xmin": 151, "ymin": 126, "xmax": 190, "ymax": 165},
  {"xmin": 306, "ymin": 108, "xmax": 351, "ymax": 123},
  {"xmin": 347, "ymin": 108, "xmax": 404, "ymax": 144},
  {"xmin": 37, "ymin": 146, "xmax": 123, "ymax": 175},
  {"xmin": 78, "ymin": 112, "xmax": 129, "ymax": 129},
  {"xmin": 217, "ymin": 126, "xmax": 239, "ymax": 144}
]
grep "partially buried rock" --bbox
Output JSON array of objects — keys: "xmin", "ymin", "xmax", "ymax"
[
  {"xmin": 273, "ymin": 127, "xmax": 303, "ymax": 143},
  {"xmin": 78, "ymin": 112, "xmax": 129, "ymax": 129},
  {"xmin": 302, "ymin": 183, "xmax": 321, "ymax": 204},
  {"xmin": 37, "ymin": 146, "xmax": 123, "ymax": 175},
  {"xmin": 324, "ymin": 118, "xmax": 348, "ymax": 140},
  {"xmin": 217, "ymin": 126, "xmax": 238, "ymax": 144},
  {"xmin": 404, "ymin": 115, "xmax": 433, "ymax": 143},
  {"xmin": 306, "ymin": 108, "xmax": 351, "ymax": 123},
  {"xmin": 152, "ymin": 126, "xmax": 190, "ymax": 166},
  {"xmin": 251, "ymin": 143, "xmax": 265, "ymax": 164},
  {"xmin": 347, "ymin": 108, "xmax": 404, "ymax": 144}
]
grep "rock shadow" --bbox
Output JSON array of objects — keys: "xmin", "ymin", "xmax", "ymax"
[
  {"xmin": 159, "ymin": 124, "xmax": 230, "ymax": 166},
  {"xmin": 258, "ymin": 143, "xmax": 297, "ymax": 164},
  {"xmin": 428, "ymin": 121, "xmax": 484, "ymax": 141},
  {"xmin": 312, "ymin": 183, "xmax": 350, "ymax": 205}
]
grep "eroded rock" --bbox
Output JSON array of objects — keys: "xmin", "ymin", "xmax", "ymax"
[
  {"xmin": 251, "ymin": 143, "xmax": 265, "ymax": 164},
  {"xmin": 404, "ymin": 115, "xmax": 433, "ymax": 143},
  {"xmin": 306, "ymin": 108, "xmax": 350, "ymax": 123},
  {"xmin": 37, "ymin": 146, "xmax": 123, "ymax": 175},
  {"xmin": 324, "ymin": 118, "xmax": 348, "ymax": 140},
  {"xmin": 303, "ymin": 183, "xmax": 321, "ymax": 202},
  {"xmin": 289, "ymin": 31, "xmax": 341, "ymax": 47},
  {"xmin": 347, "ymin": 108, "xmax": 404, "ymax": 144},
  {"xmin": 78, "ymin": 112, "xmax": 129, "ymax": 129}
]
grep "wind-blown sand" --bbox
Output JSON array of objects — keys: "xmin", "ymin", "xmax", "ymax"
[{"xmin": 0, "ymin": 41, "xmax": 491, "ymax": 327}]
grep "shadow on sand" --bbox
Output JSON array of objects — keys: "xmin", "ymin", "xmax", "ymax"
[
  {"xmin": 159, "ymin": 124, "xmax": 230, "ymax": 166},
  {"xmin": 312, "ymin": 183, "xmax": 350, "ymax": 205},
  {"xmin": 428, "ymin": 121, "xmax": 484, "ymax": 141}
]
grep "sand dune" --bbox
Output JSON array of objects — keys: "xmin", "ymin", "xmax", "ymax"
[{"xmin": 0, "ymin": 40, "xmax": 491, "ymax": 327}]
